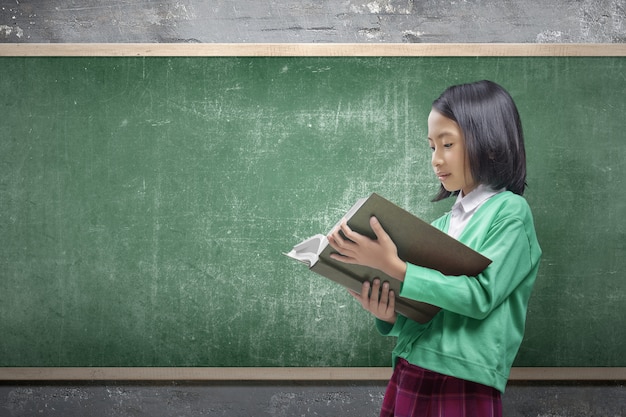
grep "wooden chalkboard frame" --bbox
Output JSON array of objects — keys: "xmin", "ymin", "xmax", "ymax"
[
  {"xmin": 1, "ymin": 43, "xmax": 624, "ymax": 382},
  {"xmin": 1, "ymin": 367, "xmax": 625, "ymax": 381},
  {"xmin": 0, "ymin": 43, "xmax": 625, "ymax": 57}
]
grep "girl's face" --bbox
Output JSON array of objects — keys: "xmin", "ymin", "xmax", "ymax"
[{"xmin": 427, "ymin": 109, "xmax": 476, "ymax": 196}]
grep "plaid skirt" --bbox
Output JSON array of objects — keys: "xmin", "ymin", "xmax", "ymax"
[{"xmin": 380, "ymin": 358, "xmax": 502, "ymax": 417}]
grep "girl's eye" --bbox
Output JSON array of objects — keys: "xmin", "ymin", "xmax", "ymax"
[{"xmin": 443, "ymin": 143, "xmax": 453, "ymax": 148}]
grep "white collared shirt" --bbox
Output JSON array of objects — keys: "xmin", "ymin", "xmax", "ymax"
[{"xmin": 447, "ymin": 185, "xmax": 503, "ymax": 240}]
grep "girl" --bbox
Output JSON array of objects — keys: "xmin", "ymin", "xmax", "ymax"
[{"xmin": 328, "ymin": 80, "xmax": 542, "ymax": 417}]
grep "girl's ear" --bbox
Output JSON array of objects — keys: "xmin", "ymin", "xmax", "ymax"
[{"xmin": 488, "ymin": 151, "xmax": 496, "ymax": 160}]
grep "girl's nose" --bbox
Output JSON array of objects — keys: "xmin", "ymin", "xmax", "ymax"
[{"xmin": 432, "ymin": 151, "xmax": 443, "ymax": 167}]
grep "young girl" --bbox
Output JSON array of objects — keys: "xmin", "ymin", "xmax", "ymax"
[{"xmin": 328, "ymin": 80, "xmax": 542, "ymax": 417}]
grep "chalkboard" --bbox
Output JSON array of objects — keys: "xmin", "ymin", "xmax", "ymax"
[{"xmin": 1, "ymin": 55, "xmax": 624, "ymax": 368}]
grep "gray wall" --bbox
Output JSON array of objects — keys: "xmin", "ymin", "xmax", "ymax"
[
  {"xmin": 1, "ymin": 0, "xmax": 625, "ymax": 43},
  {"xmin": 1, "ymin": 381, "xmax": 626, "ymax": 416},
  {"xmin": 1, "ymin": 1, "xmax": 625, "ymax": 416}
]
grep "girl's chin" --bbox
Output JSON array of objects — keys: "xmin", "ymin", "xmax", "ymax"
[{"xmin": 441, "ymin": 184, "xmax": 460, "ymax": 193}]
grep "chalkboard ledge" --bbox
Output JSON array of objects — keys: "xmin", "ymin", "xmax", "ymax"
[
  {"xmin": 1, "ymin": 367, "xmax": 625, "ymax": 381},
  {"xmin": 0, "ymin": 43, "xmax": 625, "ymax": 57}
]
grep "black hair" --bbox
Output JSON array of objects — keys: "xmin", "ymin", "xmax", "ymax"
[{"xmin": 430, "ymin": 80, "xmax": 527, "ymax": 202}]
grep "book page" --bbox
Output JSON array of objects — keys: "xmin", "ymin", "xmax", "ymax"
[{"xmin": 284, "ymin": 234, "xmax": 328, "ymax": 267}]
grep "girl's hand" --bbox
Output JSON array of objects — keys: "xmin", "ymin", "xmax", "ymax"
[
  {"xmin": 327, "ymin": 216, "xmax": 406, "ymax": 281},
  {"xmin": 349, "ymin": 279, "xmax": 397, "ymax": 323}
]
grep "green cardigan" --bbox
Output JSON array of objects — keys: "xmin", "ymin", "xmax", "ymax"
[{"xmin": 376, "ymin": 191, "xmax": 542, "ymax": 393}]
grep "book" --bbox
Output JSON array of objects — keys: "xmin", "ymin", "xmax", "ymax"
[{"xmin": 284, "ymin": 193, "xmax": 492, "ymax": 323}]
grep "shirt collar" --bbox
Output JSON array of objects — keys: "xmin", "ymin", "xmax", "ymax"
[{"xmin": 452, "ymin": 184, "xmax": 502, "ymax": 214}]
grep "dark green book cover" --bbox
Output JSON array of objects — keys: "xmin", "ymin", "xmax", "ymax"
[{"xmin": 285, "ymin": 193, "xmax": 491, "ymax": 323}]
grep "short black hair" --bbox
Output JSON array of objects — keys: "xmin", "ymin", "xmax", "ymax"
[{"xmin": 430, "ymin": 80, "xmax": 527, "ymax": 202}]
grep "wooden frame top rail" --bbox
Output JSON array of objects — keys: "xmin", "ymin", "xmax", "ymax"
[
  {"xmin": 1, "ymin": 367, "xmax": 625, "ymax": 381},
  {"xmin": 0, "ymin": 43, "xmax": 625, "ymax": 57}
]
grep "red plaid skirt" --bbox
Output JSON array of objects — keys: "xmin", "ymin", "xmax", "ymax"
[{"xmin": 380, "ymin": 358, "xmax": 502, "ymax": 417}]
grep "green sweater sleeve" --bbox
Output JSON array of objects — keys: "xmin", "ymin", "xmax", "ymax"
[
  {"xmin": 400, "ymin": 195, "xmax": 540, "ymax": 320},
  {"xmin": 375, "ymin": 315, "xmax": 407, "ymax": 336}
]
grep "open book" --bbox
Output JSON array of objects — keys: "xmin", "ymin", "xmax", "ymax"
[{"xmin": 284, "ymin": 193, "xmax": 492, "ymax": 323}]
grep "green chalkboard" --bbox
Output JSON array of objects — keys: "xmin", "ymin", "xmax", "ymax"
[{"xmin": 1, "ymin": 56, "xmax": 624, "ymax": 367}]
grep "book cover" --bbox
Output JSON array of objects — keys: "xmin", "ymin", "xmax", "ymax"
[{"xmin": 285, "ymin": 193, "xmax": 492, "ymax": 323}]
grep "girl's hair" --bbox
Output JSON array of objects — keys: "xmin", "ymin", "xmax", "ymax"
[{"xmin": 431, "ymin": 80, "xmax": 527, "ymax": 202}]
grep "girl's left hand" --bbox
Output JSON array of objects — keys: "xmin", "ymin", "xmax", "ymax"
[
  {"xmin": 327, "ymin": 216, "xmax": 406, "ymax": 281},
  {"xmin": 348, "ymin": 279, "xmax": 397, "ymax": 323}
]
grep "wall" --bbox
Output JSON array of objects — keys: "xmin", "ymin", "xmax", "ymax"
[
  {"xmin": 2, "ymin": 382, "xmax": 625, "ymax": 417},
  {"xmin": 0, "ymin": 0, "xmax": 625, "ymax": 43},
  {"xmin": 1, "ymin": 1, "xmax": 625, "ymax": 417}
]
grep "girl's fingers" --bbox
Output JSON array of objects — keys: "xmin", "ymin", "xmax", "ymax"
[
  {"xmin": 347, "ymin": 289, "xmax": 360, "ymax": 300},
  {"xmin": 329, "ymin": 224, "xmax": 354, "ymax": 249},
  {"xmin": 339, "ymin": 221, "xmax": 363, "ymax": 244},
  {"xmin": 369, "ymin": 216, "xmax": 386, "ymax": 239},
  {"xmin": 368, "ymin": 279, "xmax": 381, "ymax": 308},
  {"xmin": 347, "ymin": 279, "xmax": 396, "ymax": 322},
  {"xmin": 386, "ymin": 289, "xmax": 395, "ymax": 315},
  {"xmin": 379, "ymin": 281, "xmax": 389, "ymax": 306}
]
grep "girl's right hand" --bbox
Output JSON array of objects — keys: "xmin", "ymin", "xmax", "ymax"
[{"xmin": 348, "ymin": 279, "xmax": 397, "ymax": 324}]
